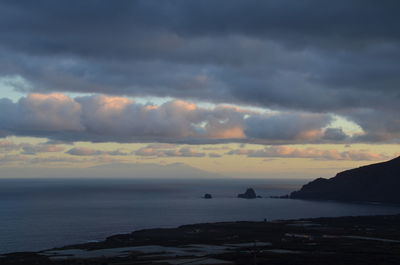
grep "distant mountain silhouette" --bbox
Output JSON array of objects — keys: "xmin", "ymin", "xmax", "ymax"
[
  {"xmin": 0, "ymin": 162, "xmax": 225, "ymax": 179},
  {"xmin": 290, "ymin": 156, "xmax": 400, "ymax": 203}
]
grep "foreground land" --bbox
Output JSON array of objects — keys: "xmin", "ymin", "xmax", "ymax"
[{"xmin": 2, "ymin": 214, "xmax": 400, "ymax": 265}]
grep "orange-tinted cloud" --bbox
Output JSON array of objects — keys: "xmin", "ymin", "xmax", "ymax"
[
  {"xmin": 0, "ymin": 93, "xmax": 336, "ymax": 144},
  {"xmin": 227, "ymin": 146, "xmax": 389, "ymax": 161}
]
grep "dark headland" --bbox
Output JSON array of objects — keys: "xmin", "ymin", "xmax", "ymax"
[{"xmin": 290, "ymin": 156, "xmax": 400, "ymax": 204}]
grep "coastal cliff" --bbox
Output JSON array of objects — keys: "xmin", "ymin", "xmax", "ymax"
[{"xmin": 290, "ymin": 156, "xmax": 400, "ymax": 203}]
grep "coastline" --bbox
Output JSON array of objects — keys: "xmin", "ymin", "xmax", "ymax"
[{"xmin": 2, "ymin": 214, "xmax": 400, "ymax": 265}]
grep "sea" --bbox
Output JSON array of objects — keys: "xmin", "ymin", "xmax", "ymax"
[{"xmin": 1, "ymin": 178, "xmax": 400, "ymax": 254}]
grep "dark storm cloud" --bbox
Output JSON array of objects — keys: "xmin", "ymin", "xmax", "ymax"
[
  {"xmin": 245, "ymin": 112, "xmax": 330, "ymax": 141},
  {"xmin": 0, "ymin": 0, "xmax": 400, "ymax": 142},
  {"xmin": 322, "ymin": 128, "xmax": 349, "ymax": 141},
  {"xmin": 1, "ymin": 0, "xmax": 399, "ymax": 54}
]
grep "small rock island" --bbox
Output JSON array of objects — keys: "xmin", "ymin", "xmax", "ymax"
[
  {"xmin": 203, "ymin": 193, "xmax": 212, "ymax": 199},
  {"xmin": 238, "ymin": 188, "xmax": 260, "ymax": 199}
]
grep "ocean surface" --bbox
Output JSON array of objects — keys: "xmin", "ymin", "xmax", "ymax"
[{"xmin": 1, "ymin": 178, "xmax": 400, "ymax": 254}]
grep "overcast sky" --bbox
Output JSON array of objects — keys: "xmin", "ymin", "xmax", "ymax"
[{"xmin": 0, "ymin": 1, "xmax": 398, "ymax": 178}]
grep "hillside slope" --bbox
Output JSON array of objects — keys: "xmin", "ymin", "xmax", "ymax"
[{"xmin": 290, "ymin": 157, "xmax": 400, "ymax": 203}]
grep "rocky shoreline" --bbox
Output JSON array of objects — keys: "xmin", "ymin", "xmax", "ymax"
[{"xmin": 2, "ymin": 214, "xmax": 400, "ymax": 265}]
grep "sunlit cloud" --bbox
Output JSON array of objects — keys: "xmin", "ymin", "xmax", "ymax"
[
  {"xmin": 21, "ymin": 144, "xmax": 65, "ymax": 155},
  {"xmin": 66, "ymin": 147, "xmax": 129, "ymax": 156},
  {"xmin": 135, "ymin": 146, "xmax": 206, "ymax": 158},
  {"xmin": 208, "ymin": 153, "xmax": 222, "ymax": 158},
  {"xmin": 227, "ymin": 146, "xmax": 389, "ymax": 161},
  {"xmin": 0, "ymin": 93, "xmax": 338, "ymax": 144},
  {"xmin": 0, "ymin": 139, "xmax": 65, "ymax": 154}
]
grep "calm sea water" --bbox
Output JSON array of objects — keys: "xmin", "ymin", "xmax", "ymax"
[{"xmin": 1, "ymin": 178, "xmax": 399, "ymax": 254}]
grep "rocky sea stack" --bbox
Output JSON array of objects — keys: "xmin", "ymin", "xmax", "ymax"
[
  {"xmin": 203, "ymin": 193, "xmax": 212, "ymax": 199},
  {"xmin": 238, "ymin": 188, "xmax": 259, "ymax": 199},
  {"xmin": 290, "ymin": 156, "xmax": 400, "ymax": 203}
]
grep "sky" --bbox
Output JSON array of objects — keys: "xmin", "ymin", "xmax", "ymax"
[{"xmin": 0, "ymin": 0, "xmax": 399, "ymax": 179}]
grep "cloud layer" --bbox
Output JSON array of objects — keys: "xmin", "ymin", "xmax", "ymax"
[
  {"xmin": 0, "ymin": 139, "xmax": 64, "ymax": 155},
  {"xmin": 0, "ymin": 93, "xmax": 335, "ymax": 144},
  {"xmin": 227, "ymin": 146, "xmax": 389, "ymax": 161},
  {"xmin": 0, "ymin": 1, "xmax": 399, "ymax": 143}
]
